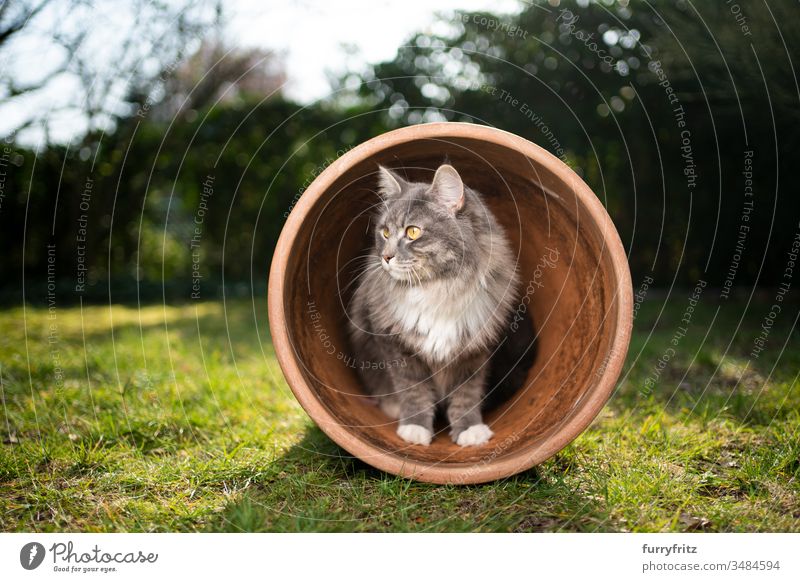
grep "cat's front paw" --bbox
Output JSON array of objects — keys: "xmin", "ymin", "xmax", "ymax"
[
  {"xmin": 397, "ymin": 423, "xmax": 433, "ymax": 445},
  {"xmin": 455, "ymin": 423, "xmax": 494, "ymax": 446}
]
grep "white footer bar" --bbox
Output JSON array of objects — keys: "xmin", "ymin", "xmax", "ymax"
[{"xmin": 1, "ymin": 533, "xmax": 797, "ymax": 581}]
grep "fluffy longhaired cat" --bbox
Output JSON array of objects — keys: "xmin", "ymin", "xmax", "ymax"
[{"xmin": 347, "ymin": 164, "xmax": 520, "ymax": 447}]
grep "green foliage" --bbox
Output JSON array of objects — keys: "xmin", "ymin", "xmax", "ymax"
[{"xmin": 0, "ymin": 98, "xmax": 390, "ymax": 299}]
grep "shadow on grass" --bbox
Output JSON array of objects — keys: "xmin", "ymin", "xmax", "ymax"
[
  {"xmin": 630, "ymin": 354, "xmax": 799, "ymax": 428},
  {"xmin": 209, "ymin": 425, "xmax": 602, "ymax": 533},
  {"xmin": 620, "ymin": 300, "xmax": 800, "ymax": 428}
]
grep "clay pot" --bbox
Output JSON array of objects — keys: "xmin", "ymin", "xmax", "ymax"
[{"xmin": 268, "ymin": 122, "xmax": 632, "ymax": 484}]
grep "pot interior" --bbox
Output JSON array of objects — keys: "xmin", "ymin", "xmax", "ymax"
[{"xmin": 281, "ymin": 134, "xmax": 621, "ymax": 467}]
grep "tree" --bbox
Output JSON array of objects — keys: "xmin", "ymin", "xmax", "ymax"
[{"xmin": 0, "ymin": 0, "xmax": 223, "ymax": 143}]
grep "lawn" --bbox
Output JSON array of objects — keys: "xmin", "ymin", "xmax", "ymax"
[{"xmin": 0, "ymin": 293, "xmax": 798, "ymax": 532}]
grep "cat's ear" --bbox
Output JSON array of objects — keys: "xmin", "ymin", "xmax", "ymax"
[
  {"xmin": 377, "ymin": 165, "xmax": 406, "ymax": 199},
  {"xmin": 429, "ymin": 164, "xmax": 464, "ymax": 213}
]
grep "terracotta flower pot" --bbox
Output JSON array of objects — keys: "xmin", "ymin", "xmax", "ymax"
[{"xmin": 268, "ymin": 122, "xmax": 632, "ymax": 484}]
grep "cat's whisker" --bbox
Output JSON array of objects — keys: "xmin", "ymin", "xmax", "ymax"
[
  {"xmin": 338, "ymin": 254, "xmax": 379, "ymax": 274},
  {"xmin": 346, "ymin": 260, "xmax": 381, "ymax": 279},
  {"xmin": 339, "ymin": 261, "xmax": 382, "ymax": 295},
  {"xmin": 345, "ymin": 255, "xmax": 381, "ymax": 272},
  {"xmin": 411, "ymin": 265, "xmax": 422, "ymax": 287}
]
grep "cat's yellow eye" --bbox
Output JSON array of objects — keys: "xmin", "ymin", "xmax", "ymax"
[
  {"xmin": 381, "ymin": 227, "xmax": 390, "ymax": 238},
  {"xmin": 406, "ymin": 226, "xmax": 422, "ymax": 240}
]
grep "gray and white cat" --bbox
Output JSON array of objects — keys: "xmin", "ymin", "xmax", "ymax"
[{"xmin": 347, "ymin": 163, "xmax": 519, "ymax": 447}]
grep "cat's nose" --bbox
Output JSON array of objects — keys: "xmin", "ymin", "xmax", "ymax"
[{"xmin": 382, "ymin": 253, "xmax": 394, "ymax": 263}]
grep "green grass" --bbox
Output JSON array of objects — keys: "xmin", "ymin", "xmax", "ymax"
[{"xmin": 1, "ymin": 294, "xmax": 798, "ymax": 532}]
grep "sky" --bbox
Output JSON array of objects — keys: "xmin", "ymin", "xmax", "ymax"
[
  {"xmin": 0, "ymin": 0, "xmax": 524, "ymax": 145},
  {"xmin": 229, "ymin": 0, "xmax": 524, "ymax": 102}
]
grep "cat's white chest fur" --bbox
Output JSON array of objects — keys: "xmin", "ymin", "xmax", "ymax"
[{"xmin": 390, "ymin": 278, "xmax": 494, "ymax": 362}]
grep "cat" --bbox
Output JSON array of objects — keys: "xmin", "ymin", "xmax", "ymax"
[{"xmin": 346, "ymin": 163, "xmax": 520, "ymax": 447}]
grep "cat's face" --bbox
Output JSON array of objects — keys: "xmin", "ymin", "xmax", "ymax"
[{"xmin": 374, "ymin": 164, "xmax": 476, "ymax": 284}]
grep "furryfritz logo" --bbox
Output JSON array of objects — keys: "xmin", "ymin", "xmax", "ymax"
[{"xmin": 20, "ymin": 542, "xmax": 46, "ymax": 570}]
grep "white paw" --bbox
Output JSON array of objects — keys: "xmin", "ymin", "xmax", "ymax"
[
  {"xmin": 456, "ymin": 423, "xmax": 494, "ymax": 446},
  {"xmin": 397, "ymin": 424, "xmax": 432, "ymax": 445}
]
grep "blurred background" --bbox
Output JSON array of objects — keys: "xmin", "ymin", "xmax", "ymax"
[{"xmin": 1, "ymin": 0, "xmax": 798, "ymax": 303}]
